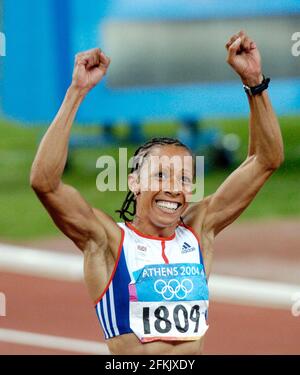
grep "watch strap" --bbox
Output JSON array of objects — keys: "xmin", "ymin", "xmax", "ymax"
[{"xmin": 243, "ymin": 75, "xmax": 270, "ymax": 96}]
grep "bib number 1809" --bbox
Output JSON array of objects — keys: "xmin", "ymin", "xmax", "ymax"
[{"xmin": 143, "ymin": 304, "xmax": 201, "ymax": 335}]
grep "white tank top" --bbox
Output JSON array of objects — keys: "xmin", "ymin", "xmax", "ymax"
[{"xmin": 95, "ymin": 222, "xmax": 209, "ymax": 343}]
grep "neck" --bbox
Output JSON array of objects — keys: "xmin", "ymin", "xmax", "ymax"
[{"xmin": 131, "ymin": 216, "xmax": 179, "ymax": 239}]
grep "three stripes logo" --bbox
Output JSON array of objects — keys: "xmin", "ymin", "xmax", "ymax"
[{"xmin": 181, "ymin": 242, "xmax": 195, "ymax": 254}]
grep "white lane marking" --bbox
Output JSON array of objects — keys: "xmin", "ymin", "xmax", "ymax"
[
  {"xmin": 0, "ymin": 243, "xmax": 299, "ymax": 309},
  {"xmin": 0, "ymin": 243, "xmax": 83, "ymax": 281},
  {"xmin": 0, "ymin": 328, "xmax": 110, "ymax": 354},
  {"xmin": 209, "ymin": 275, "xmax": 300, "ymax": 309}
]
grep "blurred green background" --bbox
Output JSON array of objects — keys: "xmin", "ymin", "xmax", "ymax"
[{"xmin": 0, "ymin": 115, "xmax": 298, "ymax": 241}]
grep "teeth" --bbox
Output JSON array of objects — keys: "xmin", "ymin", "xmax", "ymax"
[{"xmin": 156, "ymin": 201, "xmax": 179, "ymax": 211}]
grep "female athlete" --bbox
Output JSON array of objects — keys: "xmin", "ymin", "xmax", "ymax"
[{"xmin": 30, "ymin": 30, "xmax": 283, "ymax": 355}]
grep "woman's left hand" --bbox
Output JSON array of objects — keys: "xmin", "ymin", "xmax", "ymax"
[{"xmin": 226, "ymin": 30, "xmax": 263, "ymax": 86}]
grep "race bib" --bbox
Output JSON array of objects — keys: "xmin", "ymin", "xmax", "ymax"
[{"xmin": 129, "ymin": 263, "xmax": 209, "ymax": 343}]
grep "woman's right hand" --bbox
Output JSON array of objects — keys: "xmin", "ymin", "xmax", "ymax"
[{"xmin": 71, "ymin": 48, "xmax": 111, "ymax": 96}]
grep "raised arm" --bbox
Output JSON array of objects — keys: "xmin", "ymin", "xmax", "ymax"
[
  {"xmin": 30, "ymin": 48, "xmax": 121, "ymax": 253},
  {"xmin": 185, "ymin": 31, "xmax": 284, "ymax": 238}
]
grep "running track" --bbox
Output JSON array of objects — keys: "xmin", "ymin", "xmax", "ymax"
[{"xmin": 1, "ymin": 220, "xmax": 300, "ymax": 354}]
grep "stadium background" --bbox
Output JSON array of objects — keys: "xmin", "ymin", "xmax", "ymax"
[{"xmin": 0, "ymin": 0, "xmax": 299, "ymax": 354}]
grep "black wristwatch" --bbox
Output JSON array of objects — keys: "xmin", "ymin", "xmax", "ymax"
[{"xmin": 243, "ymin": 75, "xmax": 270, "ymax": 96}]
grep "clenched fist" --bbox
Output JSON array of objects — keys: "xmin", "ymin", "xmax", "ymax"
[
  {"xmin": 71, "ymin": 48, "xmax": 111, "ymax": 96},
  {"xmin": 226, "ymin": 30, "xmax": 263, "ymax": 87}
]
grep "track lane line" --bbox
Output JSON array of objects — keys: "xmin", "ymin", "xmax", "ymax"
[
  {"xmin": 0, "ymin": 328, "xmax": 109, "ymax": 355},
  {"xmin": 1, "ymin": 243, "xmax": 299, "ymax": 309}
]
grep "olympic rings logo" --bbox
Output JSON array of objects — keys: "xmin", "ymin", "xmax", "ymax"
[{"xmin": 154, "ymin": 279, "xmax": 193, "ymax": 300}]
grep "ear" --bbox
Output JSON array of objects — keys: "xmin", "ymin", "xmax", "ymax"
[{"xmin": 128, "ymin": 173, "xmax": 140, "ymax": 196}]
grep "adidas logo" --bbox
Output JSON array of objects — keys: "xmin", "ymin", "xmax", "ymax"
[{"xmin": 181, "ymin": 242, "xmax": 195, "ymax": 254}]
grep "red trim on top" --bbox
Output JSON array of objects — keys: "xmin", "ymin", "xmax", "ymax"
[
  {"xmin": 179, "ymin": 223, "xmax": 202, "ymax": 249},
  {"xmin": 161, "ymin": 241, "xmax": 169, "ymax": 264},
  {"xmin": 94, "ymin": 227, "xmax": 125, "ymax": 306},
  {"xmin": 126, "ymin": 222, "xmax": 176, "ymax": 241}
]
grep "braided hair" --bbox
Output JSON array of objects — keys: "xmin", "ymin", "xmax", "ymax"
[{"xmin": 116, "ymin": 137, "xmax": 194, "ymax": 222}]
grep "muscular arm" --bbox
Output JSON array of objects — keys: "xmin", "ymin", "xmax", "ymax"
[
  {"xmin": 30, "ymin": 49, "xmax": 120, "ymax": 253},
  {"xmin": 185, "ymin": 31, "xmax": 284, "ymax": 239},
  {"xmin": 204, "ymin": 89, "xmax": 283, "ymax": 235}
]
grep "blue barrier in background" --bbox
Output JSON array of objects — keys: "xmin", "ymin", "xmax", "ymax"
[
  {"xmin": 1, "ymin": 0, "xmax": 300, "ymax": 125},
  {"xmin": 2, "ymin": 0, "xmax": 59, "ymax": 122}
]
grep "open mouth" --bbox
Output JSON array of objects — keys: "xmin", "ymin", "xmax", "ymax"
[{"xmin": 155, "ymin": 200, "xmax": 182, "ymax": 213}]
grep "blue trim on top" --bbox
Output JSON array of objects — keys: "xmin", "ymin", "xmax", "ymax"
[
  {"xmin": 105, "ymin": 288, "xmax": 116, "ymax": 337},
  {"xmin": 96, "ymin": 244, "xmax": 132, "ymax": 339},
  {"xmin": 99, "ymin": 300, "xmax": 110, "ymax": 339},
  {"xmin": 199, "ymin": 242, "xmax": 209, "ymax": 322},
  {"xmin": 95, "ymin": 303, "xmax": 108, "ymax": 339},
  {"xmin": 198, "ymin": 244, "xmax": 204, "ymax": 268},
  {"xmin": 113, "ymin": 247, "xmax": 132, "ymax": 335}
]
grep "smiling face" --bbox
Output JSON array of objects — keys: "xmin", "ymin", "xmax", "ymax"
[{"xmin": 129, "ymin": 145, "xmax": 194, "ymax": 231}]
